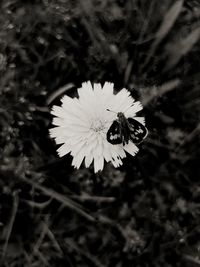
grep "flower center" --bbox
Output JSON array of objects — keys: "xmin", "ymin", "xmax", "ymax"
[{"xmin": 90, "ymin": 119, "xmax": 105, "ymax": 133}]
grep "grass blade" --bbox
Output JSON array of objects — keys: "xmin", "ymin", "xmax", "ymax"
[
  {"xmin": 46, "ymin": 83, "xmax": 75, "ymax": 105},
  {"xmin": 141, "ymin": 0, "xmax": 183, "ymax": 70},
  {"xmin": 156, "ymin": 0, "xmax": 183, "ymax": 41},
  {"xmin": 141, "ymin": 79, "xmax": 180, "ymax": 106},
  {"xmin": 1, "ymin": 191, "xmax": 19, "ymax": 262},
  {"xmin": 20, "ymin": 176, "xmax": 96, "ymax": 222},
  {"xmin": 165, "ymin": 27, "xmax": 200, "ymax": 70}
]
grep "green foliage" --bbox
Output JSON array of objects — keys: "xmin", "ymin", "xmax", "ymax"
[{"xmin": 0, "ymin": 0, "xmax": 200, "ymax": 266}]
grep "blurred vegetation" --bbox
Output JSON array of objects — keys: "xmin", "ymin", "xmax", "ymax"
[{"xmin": 0, "ymin": 0, "xmax": 200, "ymax": 266}]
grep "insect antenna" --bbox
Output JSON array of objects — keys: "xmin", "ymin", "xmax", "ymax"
[
  {"xmin": 107, "ymin": 105, "xmax": 132, "ymax": 115},
  {"xmin": 123, "ymin": 105, "xmax": 134, "ymax": 114},
  {"xmin": 106, "ymin": 108, "xmax": 117, "ymax": 114}
]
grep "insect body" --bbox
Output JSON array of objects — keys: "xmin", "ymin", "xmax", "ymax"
[{"xmin": 107, "ymin": 112, "xmax": 148, "ymax": 145}]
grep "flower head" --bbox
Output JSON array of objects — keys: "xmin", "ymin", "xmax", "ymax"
[{"xmin": 50, "ymin": 81, "xmax": 146, "ymax": 173}]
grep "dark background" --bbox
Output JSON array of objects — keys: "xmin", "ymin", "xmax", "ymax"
[{"xmin": 0, "ymin": 0, "xmax": 200, "ymax": 266}]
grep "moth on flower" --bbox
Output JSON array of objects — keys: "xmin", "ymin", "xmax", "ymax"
[{"xmin": 49, "ymin": 81, "xmax": 148, "ymax": 173}]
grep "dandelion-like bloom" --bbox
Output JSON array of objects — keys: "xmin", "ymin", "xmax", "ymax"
[{"xmin": 50, "ymin": 81, "xmax": 146, "ymax": 173}]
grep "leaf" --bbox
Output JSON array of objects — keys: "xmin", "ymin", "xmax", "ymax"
[{"xmin": 165, "ymin": 27, "xmax": 200, "ymax": 70}]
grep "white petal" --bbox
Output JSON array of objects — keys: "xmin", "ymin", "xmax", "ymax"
[
  {"xmin": 71, "ymin": 150, "xmax": 85, "ymax": 168},
  {"xmin": 51, "ymin": 106, "xmax": 68, "ymax": 118},
  {"xmin": 94, "ymin": 156, "xmax": 104, "ymax": 173},
  {"xmin": 93, "ymin": 83, "xmax": 102, "ymax": 94},
  {"xmin": 111, "ymin": 157, "xmax": 123, "ymax": 168},
  {"xmin": 102, "ymin": 82, "xmax": 114, "ymax": 95},
  {"xmin": 70, "ymin": 140, "xmax": 87, "ymax": 156},
  {"xmin": 110, "ymin": 143, "xmax": 126, "ymax": 160},
  {"xmin": 78, "ymin": 81, "xmax": 95, "ymax": 102},
  {"xmin": 125, "ymin": 101, "xmax": 143, "ymax": 117},
  {"xmin": 54, "ymin": 137, "xmax": 66, "ymax": 145},
  {"xmin": 116, "ymin": 145, "xmax": 126, "ymax": 159},
  {"xmin": 85, "ymin": 153, "xmax": 94, "ymax": 168},
  {"xmin": 61, "ymin": 97, "xmax": 89, "ymax": 122},
  {"xmin": 57, "ymin": 143, "xmax": 71, "ymax": 157},
  {"xmin": 133, "ymin": 117, "xmax": 145, "ymax": 125},
  {"xmin": 108, "ymin": 89, "xmax": 132, "ymax": 112},
  {"xmin": 102, "ymin": 141, "xmax": 112, "ymax": 162},
  {"xmin": 123, "ymin": 142, "xmax": 139, "ymax": 156},
  {"xmin": 52, "ymin": 117, "xmax": 65, "ymax": 127},
  {"xmin": 64, "ymin": 136, "xmax": 83, "ymax": 147},
  {"xmin": 49, "ymin": 127, "xmax": 63, "ymax": 138},
  {"xmin": 60, "ymin": 95, "xmax": 74, "ymax": 106}
]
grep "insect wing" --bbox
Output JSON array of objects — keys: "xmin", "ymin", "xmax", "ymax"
[
  {"xmin": 107, "ymin": 120, "xmax": 122, "ymax": 144},
  {"xmin": 128, "ymin": 118, "xmax": 148, "ymax": 143}
]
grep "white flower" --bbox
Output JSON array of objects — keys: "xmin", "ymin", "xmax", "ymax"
[{"xmin": 49, "ymin": 81, "xmax": 146, "ymax": 173}]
